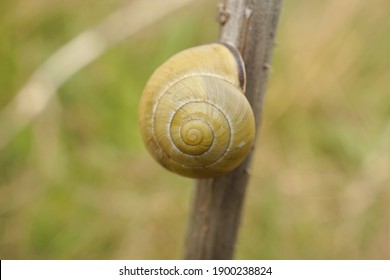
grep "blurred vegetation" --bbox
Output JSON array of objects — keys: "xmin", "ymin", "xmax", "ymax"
[{"xmin": 0, "ymin": 0, "xmax": 389, "ymax": 259}]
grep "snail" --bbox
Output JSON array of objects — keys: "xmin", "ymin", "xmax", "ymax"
[{"xmin": 138, "ymin": 43, "xmax": 255, "ymax": 178}]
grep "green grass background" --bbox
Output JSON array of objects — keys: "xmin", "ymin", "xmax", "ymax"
[{"xmin": 1, "ymin": 0, "xmax": 389, "ymax": 259}]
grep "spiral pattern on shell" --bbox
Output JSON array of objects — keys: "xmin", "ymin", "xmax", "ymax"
[{"xmin": 139, "ymin": 44, "xmax": 255, "ymax": 178}]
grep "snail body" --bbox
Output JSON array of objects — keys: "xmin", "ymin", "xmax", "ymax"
[{"xmin": 139, "ymin": 43, "xmax": 255, "ymax": 178}]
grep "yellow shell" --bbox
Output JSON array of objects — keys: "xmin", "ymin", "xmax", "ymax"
[{"xmin": 138, "ymin": 43, "xmax": 255, "ymax": 178}]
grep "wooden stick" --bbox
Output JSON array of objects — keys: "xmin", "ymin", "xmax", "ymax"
[{"xmin": 184, "ymin": 0, "xmax": 283, "ymax": 260}]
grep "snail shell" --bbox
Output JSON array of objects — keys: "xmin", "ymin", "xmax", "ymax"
[{"xmin": 138, "ymin": 43, "xmax": 255, "ymax": 178}]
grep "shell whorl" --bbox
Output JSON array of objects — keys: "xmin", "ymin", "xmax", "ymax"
[{"xmin": 139, "ymin": 44, "xmax": 255, "ymax": 178}]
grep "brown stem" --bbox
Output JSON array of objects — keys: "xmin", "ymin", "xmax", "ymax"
[{"xmin": 183, "ymin": 0, "xmax": 283, "ymax": 260}]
